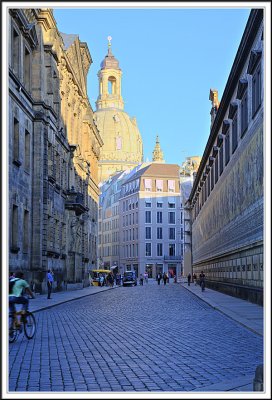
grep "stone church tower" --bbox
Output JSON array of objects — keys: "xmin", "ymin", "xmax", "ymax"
[
  {"xmin": 94, "ymin": 38, "xmax": 143, "ymax": 183},
  {"xmin": 152, "ymin": 135, "xmax": 165, "ymax": 163}
]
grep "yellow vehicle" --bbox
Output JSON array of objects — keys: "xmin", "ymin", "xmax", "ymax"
[{"xmin": 89, "ymin": 269, "xmax": 111, "ymax": 286}]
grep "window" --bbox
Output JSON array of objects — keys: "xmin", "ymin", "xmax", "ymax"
[
  {"xmin": 145, "ymin": 201, "xmax": 151, "ymax": 207},
  {"xmin": 145, "ymin": 211, "xmax": 151, "ymax": 223},
  {"xmin": 169, "ymin": 243, "xmax": 175, "ymax": 256},
  {"xmin": 219, "ymin": 144, "xmax": 224, "ymax": 176},
  {"xmin": 23, "ymin": 210, "xmax": 29, "ymax": 252},
  {"xmin": 108, "ymin": 76, "xmax": 116, "ymax": 94},
  {"xmin": 157, "ymin": 243, "xmax": 163, "ymax": 257},
  {"xmin": 11, "ymin": 205, "xmax": 19, "ymax": 250},
  {"xmin": 157, "ymin": 202, "xmax": 163, "ymax": 208},
  {"xmin": 215, "ymin": 155, "xmax": 219, "ymax": 183},
  {"xmin": 252, "ymin": 63, "xmax": 262, "ymax": 116},
  {"xmin": 169, "ymin": 228, "xmax": 175, "ymax": 240},
  {"xmin": 12, "ymin": 28, "xmax": 19, "ymax": 75},
  {"xmin": 241, "ymin": 92, "xmax": 248, "ymax": 136},
  {"xmin": 145, "ymin": 227, "xmax": 151, "ymax": 239},
  {"xmin": 156, "ymin": 179, "xmax": 163, "ymax": 192},
  {"xmin": 168, "ymin": 180, "xmax": 175, "ymax": 192},
  {"xmin": 157, "ymin": 227, "xmax": 163, "ymax": 239},
  {"xmin": 168, "ymin": 202, "xmax": 175, "ymax": 208},
  {"xmin": 145, "ymin": 243, "xmax": 151, "ymax": 257},
  {"xmin": 144, "ymin": 178, "xmax": 152, "ymax": 191},
  {"xmin": 157, "ymin": 211, "xmax": 162, "ymax": 224},
  {"xmin": 225, "ymin": 131, "xmax": 230, "ymax": 165},
  {"xmin": 24, "ymin": 46, "xmax": 31, "ymax": 91},
  {"xmin": 13, "ymin": 118, "xmax": 20, "ymax": 164},
  {"xmin": 232, "ymin": 114, "xmax": 238, "ymax": 153},
  {"xmin": 168, "ymin": 212, "xmax": 175, "ymax": 224}
]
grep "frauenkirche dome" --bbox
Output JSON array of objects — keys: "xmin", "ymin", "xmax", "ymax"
[{"xmin": 94, "ymin": 37, "xmax": 143, "ymax": 183}]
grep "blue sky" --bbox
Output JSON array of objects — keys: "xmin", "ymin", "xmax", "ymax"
[{"xmin": 53, "ymin": 5, "xmax": 251, "ymax": 165}]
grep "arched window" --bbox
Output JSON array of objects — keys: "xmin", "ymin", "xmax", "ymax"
[{"xmin": 108, "ymin": 76, "xmax": 116, "ymax": 94}]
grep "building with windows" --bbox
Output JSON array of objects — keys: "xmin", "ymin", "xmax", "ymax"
[
  {"xmin": 187, "ymin": 9, "xmax": 264, "ymax": 304},
  {"xmin": 94, "ymin": 38, "xmax": 143, "ymax": 183},
  {"xmin": 9, "ymin": 9, "xmax": 102, "ymax": 293},
  {"xmin": 98, "ymin": 170, "xmax": 130, "ymax": 271},
  {"xmin": 119, "ymin": 163, "xmax": 182, "ymax": 278}
]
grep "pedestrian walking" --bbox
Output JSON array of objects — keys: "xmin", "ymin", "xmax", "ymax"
[
  {"xmin": 193, "ymin": 273, "xmax": 197, "ymax": 285},
  {"xmin": 47, "ymin": 269, "xmax": 54, "ymax": 299},
  {"xmin": 99, "ymin": 274, "xmax": 105, "ymax": 287},
  {"xmin": 199, "ymin": 271, "xmax": 206, "ymax": 291},
  {"xmin": 139, "ymin": 274, "xmax": 144, "ymax": 285},
  {"xmin": 144, "ymin": 272, "xmax": 148, "ymax": 284},
  {"xmin": 107, "ymin": 273, "xmax": 114, "ymax": 287},
  {"xmin": 157, "ymin": 272, "xmax": 162, "ymax": 285},
  {"xmin": 188, "ymin": 273, "xmax": 191, "ymax": 286},
  {"xmin": 163, "ymin": 272, "xmax": 167, "ymax": 286}
]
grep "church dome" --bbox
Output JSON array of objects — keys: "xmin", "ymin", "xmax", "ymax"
[
  {"xmin": 95, "ymin": 38, "xmax": 143, "ymax": 183},
  {"xmin": 94, "ymin": 108, "xmax": 143, "ymax": 165}
]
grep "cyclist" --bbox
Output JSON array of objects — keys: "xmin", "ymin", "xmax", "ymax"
[{"xmin": 9, "ymin": 271, "xmax": 35, "ymax": 322}]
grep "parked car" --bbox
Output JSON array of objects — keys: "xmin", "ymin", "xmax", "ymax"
[{"xmin": 123, "ymin": 271, "xmax": 137, "ymax": 286}]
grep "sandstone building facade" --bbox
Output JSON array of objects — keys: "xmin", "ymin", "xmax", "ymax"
[
  {"xmin": 9, "ymin": 9, "xmax": 103, "ymax": 292},
  {"xmin": 94, "ymin": 39, "xmax": 143, "ymax": 183},
  {"xmin": 187, "ymin": 9, "xmax": 264, "ymax": 304}
]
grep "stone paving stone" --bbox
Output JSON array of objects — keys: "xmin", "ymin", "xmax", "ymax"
[{"xmin": 8, "ymin": 284, "xmax": 263, "ymax": 393}]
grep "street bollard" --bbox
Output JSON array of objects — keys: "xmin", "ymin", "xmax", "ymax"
[{"xmin": 253, "ymin": 364, "xmax": 263, "ymax": 391}]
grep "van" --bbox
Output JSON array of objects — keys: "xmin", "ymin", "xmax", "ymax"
[{"xmin": 123, "ymin": 271, "xmax": 137, "ymax": 286}]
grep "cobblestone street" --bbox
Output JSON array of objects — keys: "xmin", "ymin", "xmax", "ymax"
[{"xmin": 9, "ymin": 283, "xmax": 263, "ymax": 392}]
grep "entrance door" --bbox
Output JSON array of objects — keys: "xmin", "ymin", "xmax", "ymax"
[
  {"xmin": 168, "ymin": 264, "xmax": 176, "ymax": 278},
  {"xmin": 156, "ymin": 264, "xmax": 163, "ymax": 276},
  {"xmin": 146, "ymin": 264, "xmax": 153, "ymax": 278},
  {"xmin": 133, "ymin": 264, "xmax": 138, "ymax": 278}
]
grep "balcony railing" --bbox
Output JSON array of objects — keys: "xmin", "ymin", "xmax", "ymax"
[{"xmin": 65, "ymin": 189, "xmax": 88, "ymax": 216}]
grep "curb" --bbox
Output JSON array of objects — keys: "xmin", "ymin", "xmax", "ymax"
[
  {"xmin": 31, "ymin": 285, "xmax": 119, "ymax": 313},
  {"xmin": 181, "ymin": 284, "xmax": 263, "ymax": 337}
]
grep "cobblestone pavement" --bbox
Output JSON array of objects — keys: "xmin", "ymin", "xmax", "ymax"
[{"xmin": 9, "ymin": 283, "xmax": 263, "ymax": 392}]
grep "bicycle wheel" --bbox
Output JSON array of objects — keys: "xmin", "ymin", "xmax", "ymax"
[
  {"xmin": 9, "ymin": 315, "xmax": 18, "ymax": 343},
  {"xmin": 23, "ymin": 312, "xmax": 36, "ymax": 339}
]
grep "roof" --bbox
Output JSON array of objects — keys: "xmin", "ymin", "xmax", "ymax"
[
  {"xmin": 100, "ymin": 47, "xmax": 120, "ymax": 70},
  {"xmin": 124, "ymin": 163, "xmax": 180, "ymax": 184}
]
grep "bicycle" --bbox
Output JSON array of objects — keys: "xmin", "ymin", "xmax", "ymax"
[{"xmin": 9, "ymin": 308, "xmax": 36, "ymax": 343}]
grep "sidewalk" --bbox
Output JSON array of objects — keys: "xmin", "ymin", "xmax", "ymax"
[
  {"xmin": 181, "ymin": 281, "xmax": 263, "ymax": 337},
  {"xmin": 181, "ymin": 282, "xmax": 264, "ymax": 392}
]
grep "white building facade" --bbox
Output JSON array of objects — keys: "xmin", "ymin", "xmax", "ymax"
[{"xmin": 119, "ymin": 163, "xmax": 183, "ymax": 278}]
